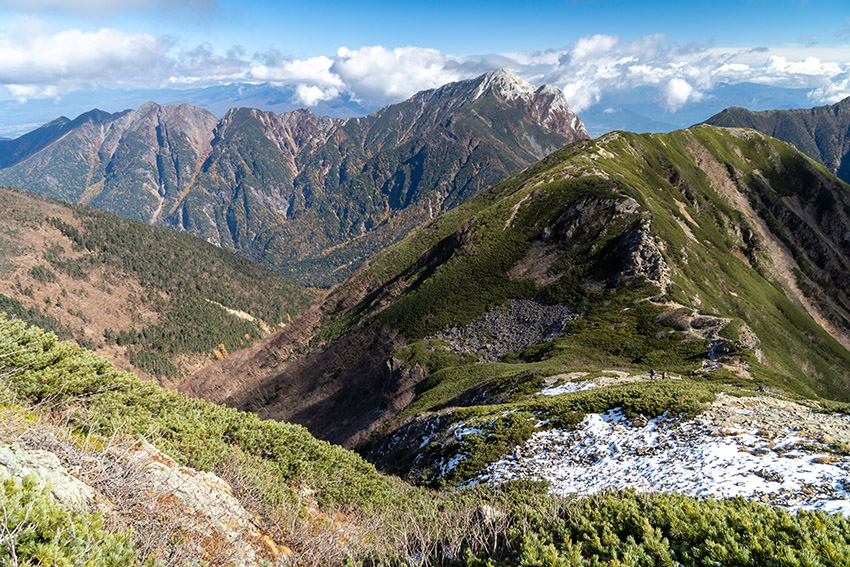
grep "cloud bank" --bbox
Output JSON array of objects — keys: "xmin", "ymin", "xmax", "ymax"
[
  {"xmin": 1, "ymin": 20, "xmax": 849, "ymax": 113},
  {"xmin": 0, "ymin": 18, "xmax": 169, "ymax": 101}
]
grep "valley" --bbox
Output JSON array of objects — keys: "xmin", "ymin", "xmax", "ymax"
[
  {"xmin": 0, "ymin": 186, "xmax": 313, "ymax": 380},
  {"xmin": 1, "ymin": 64, "xmax": 850, "ymax": 565}
]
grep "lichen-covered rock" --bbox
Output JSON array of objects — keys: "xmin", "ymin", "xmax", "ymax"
[
  {"xmin": 127, "ymin": 440, "xmax": 282, "ymax": 566},
  {"xmin": 0, "ymin": 443, "xmax": 96, "ymax": 511}
]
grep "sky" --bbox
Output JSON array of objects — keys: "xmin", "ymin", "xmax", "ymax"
[{"xmin": 0, "ymin": 0, "xmax": 849, "ymax": 131}]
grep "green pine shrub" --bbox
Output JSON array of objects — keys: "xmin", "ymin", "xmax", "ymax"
[{"xmin": 0, "ymin": 476, "xmax": 149, "ymax": 567}]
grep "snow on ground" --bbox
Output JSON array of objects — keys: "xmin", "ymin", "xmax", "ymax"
[
  {"xmin": 538, "ymin": 370, "xmax": 677, "ymax": 396},
  {"xmin": 539, "ymin": 380, "xmax": 597, "ymax": 395},
  {"xmin": 476, "ymin": 394, "xmax": 850, "ymax": 514}
]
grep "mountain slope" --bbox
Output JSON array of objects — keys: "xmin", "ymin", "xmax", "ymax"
[
  {"xmin": 0, "ymin": 185, "xmax": 313, "ymax": 381},
  {"xmin": 4, "ymin": 314, "xmax": 850, "ymax": 566},
  {"xmin": 0, "ymin": 314, "xmax": 396, "ymax": 565},
  {"xmin": 179, "ymin": 126, "xmax": 850, "ymax": 480},
  {"xmin": 703, "ymin": 96, "xmax": 850, "ymax": 183},
  {"xmin": 0, "ymin": 70, "xmax": 589, "ymax": 286}
]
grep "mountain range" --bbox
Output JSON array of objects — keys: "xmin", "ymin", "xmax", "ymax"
[
  {"xmin": 703, "ymin": 95, "xmax": 850, "ymax": 184},
  {"xmin": 0, "ymin": 70, "xmax": 588, "ymax": 286}
]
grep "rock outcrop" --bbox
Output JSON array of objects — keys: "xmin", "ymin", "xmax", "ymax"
[
  {"xmin": 0, "ymin": 438, "xmax": 282, "ymax": 566},
  {"xmin": 0, "ymin": 443, "xmax": 96, "ymax": 511},
  {"xmin": 433, "ymin": 299, "xmax": 577, "ymax": 362}
]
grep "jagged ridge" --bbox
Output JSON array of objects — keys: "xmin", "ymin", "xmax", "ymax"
[{"xmin": 0, "ymin": 70, "xmax": 589, "ymax": 286}]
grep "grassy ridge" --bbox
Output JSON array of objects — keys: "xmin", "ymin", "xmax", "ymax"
[
  {"xmin": 307, "ymin": 127, "xmax": 850, "ymax": 488},
  {"xmin": 582, "ymin": 128, "xmax": 850, "ymax": 398},
  {"xmin": 332, "ymin": 127, "xmax": 850, "ymax": 400}
]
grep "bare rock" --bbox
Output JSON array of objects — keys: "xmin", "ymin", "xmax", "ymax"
[
  {"xmin": 128, "ymin": 441, "xmax": 281, "ymax": 566},
  {"xmin": 616, "ymin": 219, "xmax": 672, "ymax": 291},
  {"xmin": 432, "ymin": 299, "xmax": 577, "ymax": 362},
  {"xmin": 0, "ymin": 443, "xmax": 96, "ymax": 512}
]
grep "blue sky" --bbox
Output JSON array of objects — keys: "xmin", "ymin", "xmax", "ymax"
[
  {"xmin": 28, "ymin": 0, "xmax": 847, "ymax": 55},
  {"xmin": 0, "ymin": 0, "xmax": 848, "ymax": 128}
]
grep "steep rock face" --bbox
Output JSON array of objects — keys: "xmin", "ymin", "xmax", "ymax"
[
  {"xmin": 180, "ymin": 127, "xmax": 850, "ymax": 459},
  {"xmin": 703, "ymin": 96, "xmax": 850, "ymax": 183},
  {"xmin": 0, "ymin": 103, "xmax": 218, "ymax": 222},
  {"xmin": 0, "ymin": 70, "xmax": 589, "ymax": 285}
]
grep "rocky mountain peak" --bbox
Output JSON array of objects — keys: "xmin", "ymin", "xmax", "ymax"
[
  {"xmin": 135, "ymin": 100, "xmax": 162, "ymax": 116},
  {"xmin": 531, "ymin": 83, "xmax": 589, "ymax": 138},
  {"xmin": 405, "ymin": 69, "xmax": 588, "ymax": 142},
  {"xmin": 472, "ymin": 68, "xmax": 536, "ymax": 102}
]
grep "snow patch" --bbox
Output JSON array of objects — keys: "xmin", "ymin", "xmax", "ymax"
[
  {"xmin": 476, "ymin": 407, "xmax": 850, "ymax": 515},
  {"xmin": 539, "ymin": 380, "xmax": 598, "ymax": 396}
]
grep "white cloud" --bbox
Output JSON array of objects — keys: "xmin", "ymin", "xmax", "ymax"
[
  {"xmin": 664, "ymin": 78, "xmax": 702, "ymax": 110},
  {"xmin": 1, "ymin": 24, "xmax": 849, "ymax": 114},
  {"xmin": 571, "ymin": 34, "xmax": 620, "ymax": 61},
  {"xmin": 807, "ymin": 71, "xmax": 850, "ymax": 104},
  {"xmin": 168, "ymin": 43, "xmax": 248, "ymax": 85},
  {"xmin": 0, "ymin": 19, "xmax": 168, "ymax": 100},
  {"xmin": 331, "ymin": 45, "xmax": 462, "ymax": 103},
  {"xmin": 250, "ymin": 55, "xmax": 342, "ymax": 89},
  {"xmin": 531, "ymin": 35, "xmax": 850, "ymax": 112},
  {"xmin": 294, "ymin": 84, "xmax": 338, "ymax": 106},
  {"xmin": 766, "ymin": 55, "xmax": 842, "ymax": 76},
  {"xmin": 560, "ymin": 78, "xmax": 601, "ymax": 113}
]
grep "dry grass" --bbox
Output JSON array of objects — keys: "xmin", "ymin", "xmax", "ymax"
[{"xmin": 0, "ymin": 401, "xmax": 251, "ymax": 566}]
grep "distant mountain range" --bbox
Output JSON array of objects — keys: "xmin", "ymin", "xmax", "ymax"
[
  {"xmin": 0, "ymin": 79, "xmax": 821, "ymax": 140},
  {"xmin": 0, "ymin": 82, "xmax": 378, "ymax": 139},
  {"xmin": 703, "ymin": 95, "xmax": 850, "ymax": 184},
  {"xmin": 580, "ymin": 82, "xmax": 816, "ymax": 137},
  {"xmin": 0, "ymin": 70, "xmax": 589, "ymax": 286}
]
